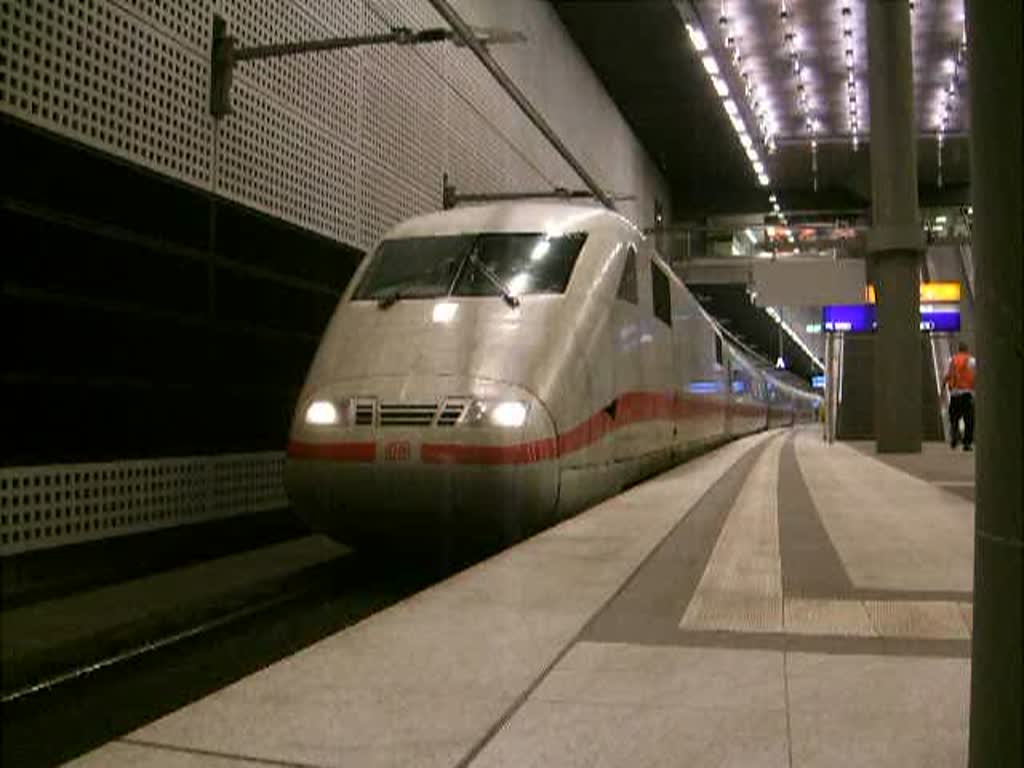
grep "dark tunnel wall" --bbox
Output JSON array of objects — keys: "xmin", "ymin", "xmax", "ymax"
[{"xmin": 1, "ymin": 118, "xmax": 364, "ymax": 466}]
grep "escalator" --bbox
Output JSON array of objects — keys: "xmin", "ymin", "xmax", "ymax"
[{"xmin": 923, "ymin": 243, "xmax": 977, "ymax": 444}]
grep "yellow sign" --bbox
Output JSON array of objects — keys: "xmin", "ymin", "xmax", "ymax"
[
  {"xmin": 864, "ymin": 281, "xmax": 960, "ymax": 304},
  {"xmin": 921, "ymin": 282, "xmax": 962, "ymax": 302}
]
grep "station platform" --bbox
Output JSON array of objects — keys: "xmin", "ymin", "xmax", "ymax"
[{"xmin": 66, "ymin": 427, "xmax": 975, "ymax": 767}]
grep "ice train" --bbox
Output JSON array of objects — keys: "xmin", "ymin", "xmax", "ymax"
[{"xmin": 284, "ymin": 203, "xmax": 819, "ymax": 551}]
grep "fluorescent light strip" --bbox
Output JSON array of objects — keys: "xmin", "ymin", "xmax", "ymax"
[
  {"xmin": 718, "ymin": 1, "xmax": 777, "ymax": 155},
  {"xmin": 685, "ymin": 12, "xmax": 770, "ymax": 188},
  {"xmin": 686, "ymin": 23, "xmax": 708, "ymax": 51},
  {"xmin": 935, "ymin": 22, "xmax": 967, "ymax": 139},
  {"xmin": 766, "ymin": 306, "xmax": 825, "ymax": 370}
]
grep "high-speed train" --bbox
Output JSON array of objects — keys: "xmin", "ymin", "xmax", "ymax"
[{"xmin": 284, "ymin": 202, "xmax": 819, "ymax": 552}]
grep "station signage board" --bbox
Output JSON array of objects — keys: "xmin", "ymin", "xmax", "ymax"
[
  {"xmin": 864, "ymin": 281, "xmax": 961, "ymax": 304},
  {"xmin": 822, "ymin": 303, "xmax": 961, "ymax": 333}
]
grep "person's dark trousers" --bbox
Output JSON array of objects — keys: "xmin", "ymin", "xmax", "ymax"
[{"xmin": 949, "ymin": 393, "xmax": 975, "ymax": 448}]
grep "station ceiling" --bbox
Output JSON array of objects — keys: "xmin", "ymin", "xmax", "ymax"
[{"xmin": 551, "ymin": 0, "xmax": 971, "ymax": 219}]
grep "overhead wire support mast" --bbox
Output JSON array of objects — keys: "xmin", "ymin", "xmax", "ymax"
[
  {"xmin": 209, "ymin": 18, "xmax": 468, "ymax": 117},
  {"xmin": 209, "ymin": 8, "xmax": 614, "ymax": 213},
  {"xmin": 422, "ymin": 0, "xmax": 616, "ymax": 211}
]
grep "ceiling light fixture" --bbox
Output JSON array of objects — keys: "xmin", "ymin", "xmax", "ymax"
[
  {"xmin": 685, "ymin": 23, "xmax": 708, "ymax": 51},
  {"xmin": 934, "ymin": 21, "xmax": 967, "ymax": 189},
  {"xmin": 717, "ymin": 1, "xmax": 777, "ymax": 156},
  {"xmin": 766, "ymin": 305, "xmax": 825, "ymax": 371},
  {"xmin": 681, "ymin": 3, "xmax": 772, "ymax": 191},
  {"xmin": 839, "ymin": 3, "xmax": 860, "ymax": 151},
  {"xmin": 780, "ymin": 0, "xmax": 818, "ymax": 190}
]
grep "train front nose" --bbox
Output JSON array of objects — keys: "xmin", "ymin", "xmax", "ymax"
[{"xmin": 283, "ymin": 378, "xmax": 559, "ymax": 550}]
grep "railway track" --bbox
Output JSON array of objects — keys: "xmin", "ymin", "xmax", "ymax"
[
  {"xmin": 1, "ymin": 548, "xmax": 438, "ymax": 768},
  {"xmin": 2, "ymin": 553, "xmax": 354, "ymax": 705}
]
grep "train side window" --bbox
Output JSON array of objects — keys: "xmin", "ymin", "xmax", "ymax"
[
  {"xmin": 651, "ymin": 263, "xmax": 672, "ymax": 325},
  {"xmin": 616, "ymin": 246, "xmax": 638, "ymax": 304},
  {"xmin": 714, "ymin": 334, "xmax": 723, "ymax": 365}
]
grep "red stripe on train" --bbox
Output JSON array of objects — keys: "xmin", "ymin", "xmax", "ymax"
[
  {"xmin": 423, "ymin": 391, "xmax": 742, "ymax": 466},
  {"xmin": 287, "ymin": 440, "xmax": 377, "ymax": 462},
  {"xmin": 290, "ymin": 391, "xmax": 779, "ymax": 466},
  {"xmin": 420, "ymin": 438, "xmax": 559, "ymax": 465}
]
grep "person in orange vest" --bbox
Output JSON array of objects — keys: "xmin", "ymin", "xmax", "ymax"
[{"xmin": 944, "ymin": 341, "xmax": 976, "ymax": 451}]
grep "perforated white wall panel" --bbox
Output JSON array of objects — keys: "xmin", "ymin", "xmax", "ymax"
[
  {"xmin": 0, "ymin": 452, "xmax": 287, "ymax": 555},
  {"xmin": 1, "ymin": 0, "xmax": 668, "ymax": 247},
  {"xmin": 0, "ymin": 0, "xmax": 213, "ymax": 186}
]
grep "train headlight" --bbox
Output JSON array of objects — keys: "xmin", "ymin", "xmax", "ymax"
[
  {"xmin": 461, "ymin": 399, "xmax": 530, "ymax": 428},
  {"xmin": 491, "ymin": 401, "xmax": 529, "ymax": 428},
  {"xmin": 305, "ymin": 400, "xmax": 339, "ymax": 425}
]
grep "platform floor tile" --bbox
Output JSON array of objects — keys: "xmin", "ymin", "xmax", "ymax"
[
  {"xmin": 471, "ymin": 642, "xmax": 788, "ymax": 768},
  {"xmin": 532, "ymin": 642, "xmax": 785, "ymax": 711},
  {"xmin": 471, "ymin": 697, "xmax": 789, "ymax": 768},
  {"xmin": 787, "ymin": 653, "xmax": 969, "ymax": 767},
  {"xmin": 66, "ymin": 741, "xmax": 300, "ymax": 767}
]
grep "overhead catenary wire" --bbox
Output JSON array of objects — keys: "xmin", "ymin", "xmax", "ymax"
[{"xmin": 423, "ymin": 0, "xmax": 616, "ymax": 211}]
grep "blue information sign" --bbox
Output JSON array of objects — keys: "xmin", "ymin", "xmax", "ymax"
[
  {"xmin": 822, "ymin": 303, "xmax": 960, "ymax": 333},
  {"xmin": 822, "ymin": 304, "xmax": 875, "ymax": 332}
]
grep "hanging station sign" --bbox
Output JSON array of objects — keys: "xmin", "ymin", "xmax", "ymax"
[{"xmin": 823, "ymin": 282, "xmax": 962, "ymax": 333}]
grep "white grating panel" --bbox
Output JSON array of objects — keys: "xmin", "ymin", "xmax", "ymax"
[
  {"xmin": 219, "ymin": 0, "xmax": 363, "ymax": 145},
  {"xmin": 108, "ymin": 0, "xmax": 212, "ymax": 53},
  {"xmin": 218, "ymin": 77, "xmax": 360, "ymax": 244},
  {"xmin": 365, "ymin": 0, "xmax": 445, "ymax": 39},
  {"xmin": 0, "ymin": 0, "xmax": 213, "ymax": 188},
  {"xmin": 0, "ymin": 451, "xmax": 287, "ymax": 556},
  {"xmin": 0, "ymin": 0, "xmax": 670, "ymax": 252},
  {"xmin": 445, "ymin": 90, "xmax": 511, "ymax": 196},
  {"xmin": 357, "ymin": 36, "xmax": 446, "ymax": 245}
]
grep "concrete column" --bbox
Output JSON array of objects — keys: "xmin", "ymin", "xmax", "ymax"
[
  {"xmin": 966, "ymin": 1, "xmax": 1023, "ymax": 764},
  {"xmin": 867, "ymin": 0, "xmax": 923, "ymax": 453}
]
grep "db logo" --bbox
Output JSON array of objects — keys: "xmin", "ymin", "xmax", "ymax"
[{"xmin": 383, "ymin": 441, "xmax": 411, "ymax": 462}]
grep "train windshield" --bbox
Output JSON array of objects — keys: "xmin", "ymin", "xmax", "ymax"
[{"xmin": 353, "ymin": 232, "xmax": 587, "ymax": 302}]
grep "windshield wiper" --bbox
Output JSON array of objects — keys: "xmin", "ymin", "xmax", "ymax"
[
  {"xmin": 468, "ymin": 249, "xmax": 520, "ymax": 308},
  {"xmin": 377, "ymin": 291, "xmax": 402, "ymax": 309}
]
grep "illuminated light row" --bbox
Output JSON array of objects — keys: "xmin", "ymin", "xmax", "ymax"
[
  {"xmin": 779, "ymin": 0, "xmax": 819, "ymax": 189},
  {"xmin": 767, "ymin": 192, "xmax": 794, "ymax": 245},
  {"xmin": 936, "ymin": 25, "xmax": 967, "ymax": 138},
  {"xmin": 765, "ymin": 306, "xmax": 825, "ymax": 370},
  {"xmin": 717, "ymin": 1, "xmax": 777, "ymax": 154},
  {"xmin": 839, "ymin": 2, "xmax": 860, "ymax": 151},
  {"xmin": 686, "ymin": 21, "xmax": 770, "ymax": 187},
  {"xmin": 934, "ymin": 23, "xmax": 966, "ymax": 187},
  {"xmin": 768, "ymin": 192, "xmax": 791, "ymax": 233}
]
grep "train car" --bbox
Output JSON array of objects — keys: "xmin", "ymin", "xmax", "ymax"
[{"xmin": 284, "ymin": 202, "xmax": 820, "ymax": 553}]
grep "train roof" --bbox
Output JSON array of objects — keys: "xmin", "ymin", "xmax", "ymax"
[{"xmin": 384, "ymin": 202, "xmax": 638, "ymax": 240}]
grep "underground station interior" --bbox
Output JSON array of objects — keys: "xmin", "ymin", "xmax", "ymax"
[{"xmin": 0, "ymin": 1, "xmax": 1020, "ymax": 766}]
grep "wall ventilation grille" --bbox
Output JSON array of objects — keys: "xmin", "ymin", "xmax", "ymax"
[{"xmin": 0, "ymin": 452, "xmax": 287, "ymax": 556}]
